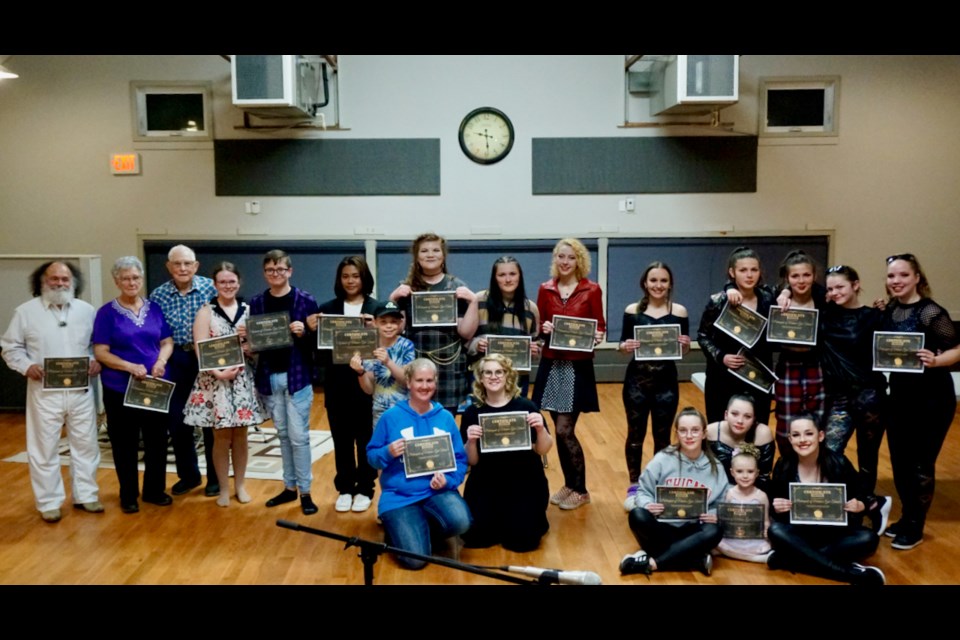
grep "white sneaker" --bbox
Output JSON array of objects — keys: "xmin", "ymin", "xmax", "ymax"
[
  {"xmin": 335, "ymin": 493, "xmax": 353, "ymax": 512},
  {"xmin": 351, "ymin": 494, "xmax": 372, "ymax": 512}
]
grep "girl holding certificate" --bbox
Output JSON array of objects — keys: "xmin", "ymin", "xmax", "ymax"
[
  {"xmin": 620, "ymin": 408, "xmax": 728, "ymax": 577},
  {"xmin": 389, "ymin": 234, "xmax": 479, "ymax": 417},
  {"xmin": 468, "ymin": 256, "xmax": 540, "ymax": 396},
  {"xmin": 697, "ymin": 246, "xmax": 777, "ymax": 427},
  {"xmin": 771, "ymin": 250, "xmax": 825, "ymax": 455},
  {"xmin": 819, "ymin": 265, "xmax": 890, "ymax": 534},
  {"xmin": 880, "ymin": 254, "xmax": 960, "ymax": 550},
  {"xmin": 461, "ymin": 354, "xmax": 552, "ymax": 551},
  {"xmin": 533, "ymin": 238, "xmax": 605, "ymax": 511},
  {"xmin": 366, "ymin": 358, "xmax": 471, "ymax": 570},
  {"xmin": 308, "ymin": 256, "xmax": 379, "ymax": 514},
  {"xmin": 618, "ymin": 261, "xmax": 690, "ymax": 508},
  {"xmin": 184, "ymin": 262, "xmax": 265, "ymax": 507},
  {"xmin": 768, "ymin": 415, "xmax": 884, "ymax": 585}
]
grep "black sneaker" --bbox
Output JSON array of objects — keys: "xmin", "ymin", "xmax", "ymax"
[
  {"xmin": 700, "ymin": 553, "xmax": 713, "ymax": 577},
  {"xmin": 300, "ymin": 494, "xmax": 319, "ymax": 515},
  {"xmin": 850, "ymin": 563, "xmax": 886, "ymax": 586},
  {"xmin": 891, "ymin": 530, "xmax": 923, "ymax": 550},
  {"xmin": 619, "ymin": 551, "xmax": 652, "ymax": 576},
  {"xmin": 884, "ymin": 520, "xmax": 902, "ymax": 539},
  {"xmin": 171, "ymin": 479, "xmax": 201, "ymax": 496},
  {"xmin": 766, "ymin": 550, "xmax": 781, "ymax": 571},
  {"xmin": 265, "ymin": 488, "xmax": 298, "ymax": 507}
]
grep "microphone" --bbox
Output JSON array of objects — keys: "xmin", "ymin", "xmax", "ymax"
[
  {"xmin": 504, "ymin": 565, "xmax": 602, "ymax": 585},
  {"xmin": 276, "ymin": 519, "xmax": 302, "ymax": 531}
]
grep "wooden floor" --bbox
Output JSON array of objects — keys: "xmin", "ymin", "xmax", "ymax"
[{"xmin": 1, "ymin": 382, "xmax": 958, "ymax": 586}]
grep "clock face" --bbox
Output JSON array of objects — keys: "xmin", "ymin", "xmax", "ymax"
[{"xmin": 459, "ymin": 107, "xmax": 514, "ymax": 164}]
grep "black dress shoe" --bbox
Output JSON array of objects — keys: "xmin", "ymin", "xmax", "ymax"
[
  {"xmin": 265, "ymin": 489, "xmax": 298, "ymax": 508},
  {"xmin": 204, "ymin": 483, "xmax": 221, "ymax": 497},
  {"xmin": 121, "ymin": 502, "xmax": 140, "ymax": 514},
  {"xmin": 172, "ymin": 479, "xmax": 201, "ymax": 496},
  {"xmin": 143, "ymin": 493, "xmax": 173, "ymax": 507}
]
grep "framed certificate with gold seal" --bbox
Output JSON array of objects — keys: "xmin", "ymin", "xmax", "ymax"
[
  {"xmin": 550, "ymin": 315, "xmax": 598, "ymax": 353},
  {"xmin": 43, "ymin": 357, "xmax": 90, "ymax": 390},
  {"xmin": 123, "ymin": 375, "xmax": 175, "ymax": 414},
  {"xmin": 479, "ymin": 411, "xmax": 531, "ymax": 453},
  {"xmin": 873, "ymin": 331, "xmax": 924, "ymax": 373},
  {"xmin": 728, "ymin": 348, "xmax": 778, "ymax": 395},
  {"xmin": 656, "ymin": 486, "xmax": 707, "ymax": 522},
  {"xmin": 789, "ymin": 482, "xmax": 847, "ymax": 526},
  {"xmin": 714, "ymin": 301, "xmax": 766, "ymax": 349},
  {"xmin": 196, "ymin": 335, "xmax": 245, "ymax": 372},
  {"xmin": 633, "ymin": 324, "xmax": 682, "ymax": 361},
  {"xmin": 767, "ymin": 306, "xmax": 818, "ymax": 346},
  {"xmin": 403, "ymin": 433, "xmax": 457, "ymax": 478},
  {"xmin": 411, "ymin": 291, "xmax": 458, "ymax": 327}
]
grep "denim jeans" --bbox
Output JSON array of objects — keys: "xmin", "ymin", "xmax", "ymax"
[
  {"xmin": 380, "ymin": 492, "xmax": 472, "ymax": 570},
  {"xmin": 262, "ymin": 373, "xmax": 314, "ymax": 494}
]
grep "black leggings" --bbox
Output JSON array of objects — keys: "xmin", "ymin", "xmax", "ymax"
[
  {"xmin": 768, "ymin": 522, "xmax": 878, "ymax": 583},
  {"xmin": 628, "ymin": 508, "xmax": 722, "ymax": 571},
  {"xmin": 622, "ymin": 368, "xmax": 678, "ymax": 483},
  {"xmin": 823, "ymin": 386, "xmax": 885, "ymax": 498}
]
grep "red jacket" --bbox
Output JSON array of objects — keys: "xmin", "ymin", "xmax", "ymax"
[{"xmin": 537, "ymin": 278, "xmax": 606, "ymax": 361}]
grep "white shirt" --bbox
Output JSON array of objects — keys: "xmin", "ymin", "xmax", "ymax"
[{"xmin": 1, "ymin": 296, "xmax": 96, "ymax": 375}]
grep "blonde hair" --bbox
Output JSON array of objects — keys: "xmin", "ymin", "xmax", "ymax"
[
  {"xmin": 471, "ymin": 354, "xmax": 520, "ymax": 406},
  {"xmin": 550, "ymin": 238, "xmax": 591, "ymax": 281}
]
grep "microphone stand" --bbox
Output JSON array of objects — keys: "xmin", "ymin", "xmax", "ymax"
[{"xmin": 277, "ymin": 519, "xmax": 542, "ymax": 586}]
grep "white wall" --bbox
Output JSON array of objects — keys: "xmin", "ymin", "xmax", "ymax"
[{"xmin": 0, "ymin": 55, "xmax": 957, "ymax": 312}]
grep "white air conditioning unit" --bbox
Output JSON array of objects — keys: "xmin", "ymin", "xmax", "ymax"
[
  {"xmin": 231, "ymin": 55, "xmax": 327, "ymax": 119},
  {"xmin": 647, "ymin": 55, "xmax": 739, "ymax": 116}
]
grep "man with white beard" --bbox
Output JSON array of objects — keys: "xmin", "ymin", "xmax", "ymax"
[{"xmin": 2, "ymin": 261, "xmax": 103, "ymax": 522}]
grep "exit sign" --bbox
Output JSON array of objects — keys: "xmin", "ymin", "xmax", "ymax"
[{"xmin": 110, "ymin": 153, "xmax": 141, "ymax": 175}]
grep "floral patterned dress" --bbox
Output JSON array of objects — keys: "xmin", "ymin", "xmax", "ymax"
[{"xmin": 184, "ymin": 301, "xmax": 265, "ymax": 429}]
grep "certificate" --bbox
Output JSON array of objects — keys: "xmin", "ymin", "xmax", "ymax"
[
  {"xmin": 656, "ymin": 486, "xmax": 707, "ymax": 522},
  {"xmin": 873, "ymin": 331, "xmax": 925, "ymax": 373},
  {"xmin": 123, "ymin": 376, "xmax": 175, "ymax": 414},
  {"xmin": 317, "ymin": 314, "xmax": 363, "ymax": 350},
  {"xmin": 479, "ymin": 411, "xmax": 532, "ymax": 453},
  {"xmin": 43, "ymin": 357, "xmax": 90, "ymax": 390},
  {"xmin": 714, "ymin": 302, "xmax": 766, "ymax": 349},
  {"xmin": 718, "ymin": 503, "xmax": 766, "ymax": 540},
  {"xmin": 486, "ymin": 335, "xmax": 532, "ymax": 371},
  {"xmin": 633, "ymin": 324, "xmax": 682, "ymax": 361},
  {"xmin": 331, "ymin": 327, "xmax": 378, "ymax": 365},
  {"xmin": 246, "ymin": 311, "xmax": 294, "ymax": 352},
  {"xmin": 549, "ymin": 315, "xmax": 598, "ymax": 353},
  {"xmin": 403, "ymin": 433, "xmax": 457, "ymax": 478},
  {"xmin": 789, "ymin": 482, "xmax": 847, "ymax": 526},
  {"xmin": 767, "ymin": 306, "xmax": 819, "ymax": 346},
  {"xmin": 728, "ymin": 348, "xmax": 778, "ymax": 395},
  {"xmin": 196, "ymin": 335, "xmax": 245, "ymax": 372},
  {"xmin": 411, "ymin": 291, "xmax": 458, "ymax": 327}
]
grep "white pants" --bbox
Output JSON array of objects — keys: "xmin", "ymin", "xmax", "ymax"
[{"xmin": 26, "ymin": 382, "xmax": 100, "ymax": 511}]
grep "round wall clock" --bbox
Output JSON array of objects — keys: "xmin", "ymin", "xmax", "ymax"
[{"xmin": 458, "ymin": 107, "xmax": 514, "ymax": 164}]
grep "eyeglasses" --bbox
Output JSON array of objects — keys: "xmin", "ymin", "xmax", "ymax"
[
  {"xmin": 481, "ymin": 369, "xmax": 506, "ymax": 378},
  {"xmin": 264, "ymin": 267, "xmax": 289, "ymax": 276},
  {"xmin": 886, "ymin": 253, "xmax": 916, "ymax": 264}
]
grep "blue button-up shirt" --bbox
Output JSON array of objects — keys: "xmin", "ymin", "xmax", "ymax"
[{"xmin": 149, "ymin": 276, "xmax": 216, "ymax": 346}]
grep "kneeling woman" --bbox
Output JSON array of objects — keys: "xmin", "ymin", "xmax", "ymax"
[
  {"xmin": 461, "ymin": 354, "xmax": 553, "ymax": 552},
  {"xmin": 620, "ymin": 408, "xmax": 729, "ymax": 577},
  {"xmin": 768, "ymin": 415, "xmax": 884, "ymax": 585},
  {"xmin": 366, "ymin": 358, "xmax": 471, "ymax": 570}
]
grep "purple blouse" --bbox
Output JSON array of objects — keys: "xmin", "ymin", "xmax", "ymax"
[{"xmin": 93, "ymin": 298, "xmax": 173, "ymax": 393}]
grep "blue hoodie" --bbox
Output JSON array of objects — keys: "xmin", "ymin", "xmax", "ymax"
[{"xmin": 367, "ymin": 399, "xmax": 468, "ymax": 516}]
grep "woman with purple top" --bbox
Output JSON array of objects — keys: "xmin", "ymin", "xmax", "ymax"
[{"xmin": 93, "ymin": 256, "xmax": 174, "ymax": 514}]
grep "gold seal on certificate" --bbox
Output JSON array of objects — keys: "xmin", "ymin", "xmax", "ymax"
[
  {"xmin": 479, "ymin": 411, "xmax": 532, "ymax": 453},
  {"xmin": 331, "ymin": 327, "xmax": 377, "ymax": 364},
  {"xmin": 486, "ymin": 335, "xmax": 532, "ymax": 371},
  {"xmin": 873, "ymin": 331, "xmax": 924, "ymax": 373},
  {"xmin": 714, "ymin": 302, "xmax": 766, "ymax": 349},
  {"xmin": 43, "ymin": 357, "xmax": 90, "ymax": 391},
  {"xmin": 196, "ymin": 335, "xmax": 245, "ymax": 372},
  {"xmin": 789, "ymin": 482, "xmax": 847, "ymax": 526},
  {"xmin": 767, "ymin": 306, "xmax": 819, "ymax": 346},
  {"xmin": 656, "ymin": 486, "xmax": 707, "ymax": 522},
  {"xmin": 246, "ymin": 311, "xmax": 294, "ymax": 352},
  {"xmin": 718, "ymin": 503, "xmax": 766, "ymax": 539},
  {"xmin": 550, "ymin": 315, "xmax": 598, "ymax": 353},
  {"xmin": 411, "ymin": 291, "xmax": 458, "ymax": 327},
  {"xmin": 317, "ymin": 315, "xmax": 363, "ymax": 350},
  {"xmin": 633, "ymin": 324, "xmax": 682, "ymax": 361},
  {"xmin": 123, "ymin": 376, "xmax": 176, "ymax": 414},
  {"xmin": 403, "ymin": 433, "xmax": 457, "ymax": 478},
  {"xmin": 728, "ymin": 348, "xmax": 778, "ymax": 394}
]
